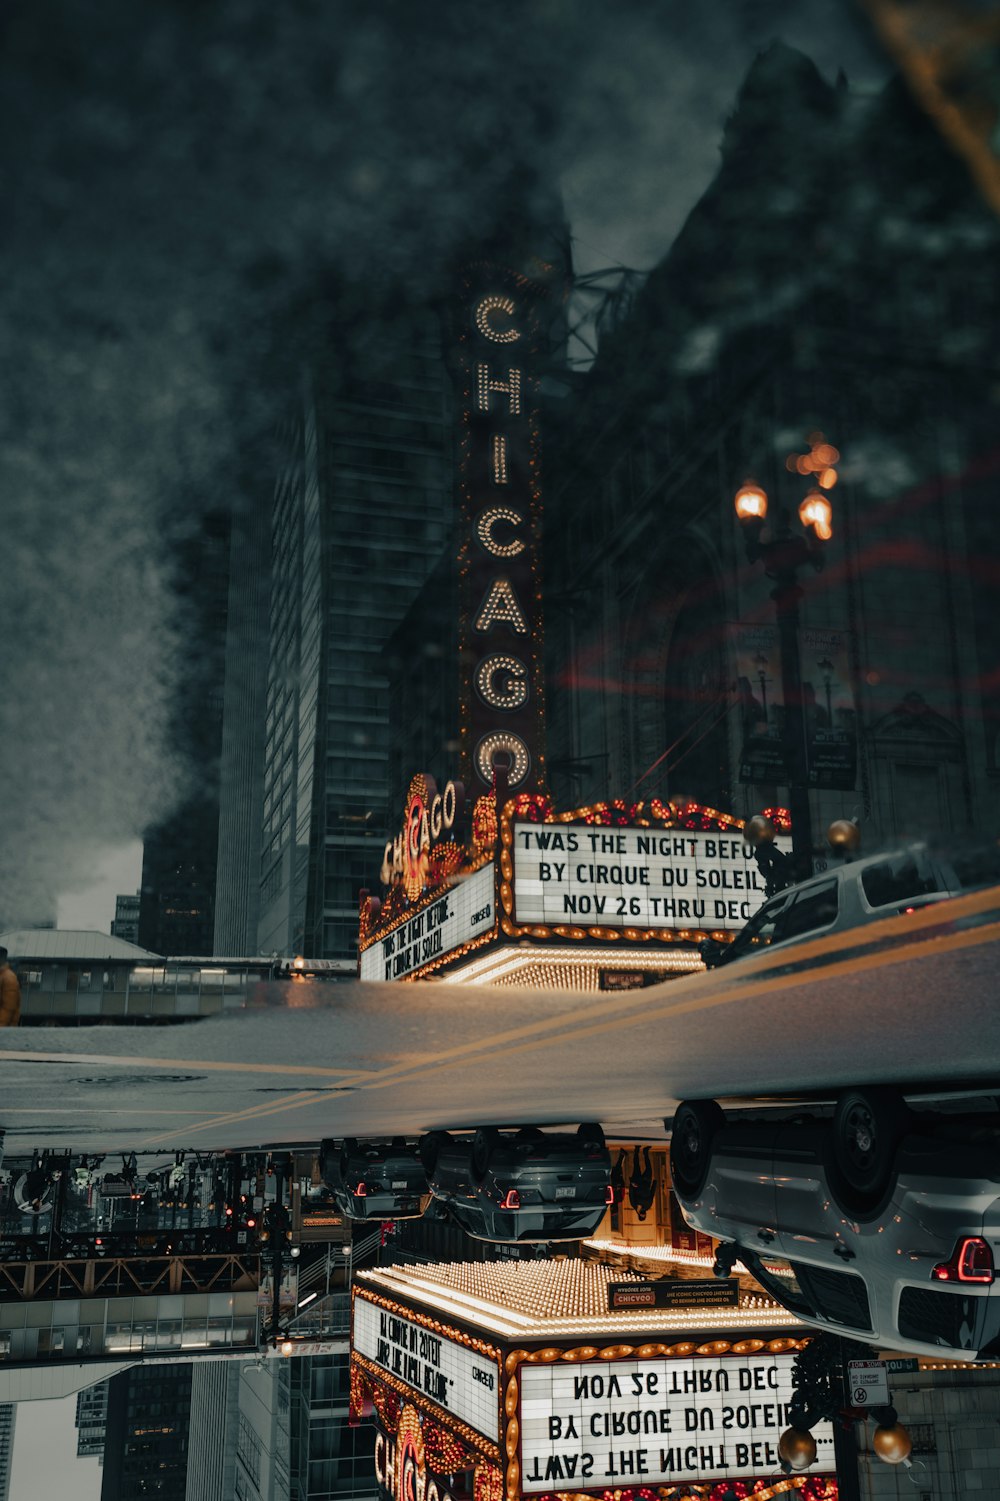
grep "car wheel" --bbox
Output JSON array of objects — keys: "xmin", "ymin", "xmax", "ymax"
[
  {"xmin": 419, "ymin": 1131, "xmax": 450, "ymax": 1177},
  {"xmin": 832, "ymin": 1087, "xmax": 907, "ymax": 1207},
  {"xmin": 576, "ymin": 1122, "xmax": 605, "ymax": 1152},
  {"xmin": 670, "ymin": 1100, "xmax": 724, "ymax": 1198},
  {"xmin": 472, "ymin": 1127, "xmax": 500, "ymax": 1179}
]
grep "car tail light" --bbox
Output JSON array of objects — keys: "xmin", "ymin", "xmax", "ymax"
[
  {"xmin": 932, "ymin": 1237, "xmax": 994, "ymax": 1284},
  {"xmin": 499, "ymin": 1189, "xmax": 521, "ymax": 1210},
  {"xmin": 354, "ymin": 1183, "xmax": 367, "ymax": 1198},
  {"xmin": 605, "ymin": 1185, "xmax": 615, "ymax": 1205}
]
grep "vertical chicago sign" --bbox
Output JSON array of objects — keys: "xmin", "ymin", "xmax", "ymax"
[{"xmin": 458, "ymin": 265, "xmax": 550, "ymax": 797}]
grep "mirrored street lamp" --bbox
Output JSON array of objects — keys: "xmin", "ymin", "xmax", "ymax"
[{"xmin": 734, "ymin": 450, "xmax": 837, "ymax": 882}]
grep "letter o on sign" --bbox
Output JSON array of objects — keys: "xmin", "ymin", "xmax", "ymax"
[{"xmin": 475, "ymin": 732, "xmax": 531, "ymax": 788}]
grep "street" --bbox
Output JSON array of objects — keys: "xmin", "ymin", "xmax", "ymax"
[{"xmin": 1, "ymin": 889, "xmax": 997, "ymax": 1153}]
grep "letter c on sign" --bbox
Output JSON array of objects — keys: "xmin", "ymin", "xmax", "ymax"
[
  {"xmin": 474, "ymin": 294, "xmax": 520, "ymax": 344},
  {"xmin": 476, "ymin": 506, "xmax": 526, "ymax": 560}
]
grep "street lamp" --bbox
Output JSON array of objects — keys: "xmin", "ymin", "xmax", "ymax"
[{"xmin": 734, "ymin": 469, "xmax": 834, "ymax": 882}]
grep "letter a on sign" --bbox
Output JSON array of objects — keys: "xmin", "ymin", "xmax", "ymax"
[{"xmin": 474, "ymin": 578, "xmax": 528, "ymax": 634}]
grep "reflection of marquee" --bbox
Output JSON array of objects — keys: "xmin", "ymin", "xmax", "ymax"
[{"xmin": 351, "ymin": 1285, "xmax": 838, "ymax": 1501}]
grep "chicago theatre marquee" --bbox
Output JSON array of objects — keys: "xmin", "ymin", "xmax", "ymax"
[
  {"xmin": 358, "ymin": 784, "xmax": 791, "ymax": 987},
  {"xmin": 349, "ymin": 1260, "xmax": 840, "ymax": 1501},
  {"xmin": 359, "ymin": 256, "xmax": 791, "ymax": 988}
]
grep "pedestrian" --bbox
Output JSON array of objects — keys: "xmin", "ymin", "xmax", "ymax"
[
  {"xmin": 0, "ymin": 948, "xmax": 21, "ymax": 1027},
  {"xmin": 627, "ymin": 1146, "xmax": 656, "ymax": 1222}
]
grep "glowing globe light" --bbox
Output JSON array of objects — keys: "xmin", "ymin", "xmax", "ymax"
[
  {"xmin": 734, "ymin": 481, "xmax": 768, "ymax": 521},
  {"xmin": 798, "ymin": 489, "xmax": 833, "ymax": 540}
]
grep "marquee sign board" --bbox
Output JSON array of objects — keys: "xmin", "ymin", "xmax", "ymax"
[
  {"xmin": 518, "ymin": 1351, "xmax": 835, "ymax": 1492},
  {"xmin": 607, "ymin": 1279, "xmax": 739, "ymax": 1312},
  {"xmin": 512, "ymin": 825, "xmax": 791, "ymax": 933},
  {"xmin": 353, "ymin": 1295, "xmax": 500, "ymax": 1442},
  {"xmin": 358, "ymin": 864, "xmax": 495, "ymax": 982}
]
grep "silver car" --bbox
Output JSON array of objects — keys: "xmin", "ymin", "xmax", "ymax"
[
  {"xmin": 669, "ymin": 1090, "xmax": 1000, "ymax": 1361},
  {"xmin": 699, "ymin": 839, "xmax": 1000, "ymax": 969}
]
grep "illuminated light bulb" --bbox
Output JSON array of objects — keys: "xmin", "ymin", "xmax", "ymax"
[
  {"xmin": 476, "ymin": 654, "xmax": 529, "ymax": 710},
  {"xmin": 473, "ymin": 577, "xmax": 529, "ymax": 633},
  {"xmin": 799, "ymin": 489, "xmax": 833, "ymax": 540},
  {"xmin": 476, "ymin": 505, "xmax": 526, "ymax": 559},
  {"xmin": 476, "ymin": 363, "xmax": 521, "ymax": 416},
  {"xmin": 491, "ymin": 434, "xmax": 509, "ymax": 485},
  {"xmin": 734, "ymin": 481, "xmax": 768, "ymax": 521},
  {"xmin": 817, "ymin": 466, "xmax": 837, "ymax": 489},
  {"xmin": 812, "ymin": 442, "xmax": 840, "ymax": 466}
]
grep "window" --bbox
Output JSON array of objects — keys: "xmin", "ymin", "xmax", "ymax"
[
  {"xmin": 772, "ymin": 881, "xmax": 839, "ymax": 943},
  {"xmin": 727, "ymin": 893, "xmax": 792, "ymax": 957},
  {"xmin": 861, "ymin": 852, "xmax": 939, "ymax": 909}
]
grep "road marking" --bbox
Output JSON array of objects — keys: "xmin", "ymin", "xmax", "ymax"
[
  {"xmin": 0, "ymin": 1049, "xmax": 370, "ymax": 1079},
  {"xmin": 137, "ymin": 1090, "xmax": 331, "ymax": 1146},
  {"xmin": 344, "ymin": 918, "xmax": 1000, "ymax": 1093}
]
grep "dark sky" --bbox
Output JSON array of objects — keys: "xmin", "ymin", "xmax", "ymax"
[{"xmin": 0, "ymin": 1, "xmax": 889, "ymax": 929}]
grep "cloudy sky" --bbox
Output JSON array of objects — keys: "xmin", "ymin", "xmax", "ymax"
[{"xmin": 1, "ymin": 1, "xmax": 890, "ymax": 933}]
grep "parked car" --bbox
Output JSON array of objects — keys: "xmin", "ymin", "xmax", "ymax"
[
  {"xmin": 669, "ymin": 1089, "xmax": 1000, "ymax": 1361},
  {"xmin": 699, "ymin": 839, "xmax": 1000, "ymax": 969},
  {"xmin": 420, "ymin": 1124, "xmax": 612, "ymax": 1243},
  {"xmin": 319, "ymin": 1137, "xmax": 429, "ymax": 1221}
]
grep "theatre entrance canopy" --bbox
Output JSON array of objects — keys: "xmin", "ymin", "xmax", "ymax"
[
  {"xmin": 349, "ymin": 1258, "xmax": 839, "ymax": 1501},
  {"xmin": 358, "ymin": 781, "xmax": 790, "ymax": 987}
]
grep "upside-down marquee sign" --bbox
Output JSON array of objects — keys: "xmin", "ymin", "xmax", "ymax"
[
  {"xmin": 350, "ymin": 1285, "xmax": 839, "ymax": 1501},
  {"xmin": 359, "ymin": 786, "xmax": 791, "ymax": 983}
]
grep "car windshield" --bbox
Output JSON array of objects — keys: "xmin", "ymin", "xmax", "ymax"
[
  {"xmin": 728, "ymin": 894, "xmax": 792, "ymax": 956},
  {"xmin": 861, "ymin": 851, "xmax": 941, "ymax": 908},
  {"xmin": 771, "ymin": 880, "xmax": 839, "ymax": 943}
]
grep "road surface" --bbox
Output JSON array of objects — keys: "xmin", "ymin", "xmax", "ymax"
[{"xmin": 0, "ymin": 888, "xmax": 997, "ymax": 1153}]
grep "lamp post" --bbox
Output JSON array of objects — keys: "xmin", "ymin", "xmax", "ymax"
[{"xmin": 734, "ymin": 476, "xmax": 834, "ymax": 883}]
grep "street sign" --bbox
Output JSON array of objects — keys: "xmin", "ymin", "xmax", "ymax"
[
  {"xmin": 884, "ymin": 1357, "xmax": 919, "ymax": 1375},
  {"xmin": 847, "ymin": 1358, "xmax": 890, "ymax": 1407}
]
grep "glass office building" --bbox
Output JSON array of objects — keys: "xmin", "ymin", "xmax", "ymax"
[{"xmin": 220, "ymin": 288, "xmax": 455, "ymax": 964}]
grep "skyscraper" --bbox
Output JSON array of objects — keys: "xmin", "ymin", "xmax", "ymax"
[
  {"xmin": 0, "ymin": 1405, "xmax": 15, "ymax": 1501},
  {"xmin": 75, "ymin": 1378, "xmax": 109, "ymax": 1458},
  {"xmin": 217, "ymin": 282, "xmax": 456, "ymax": 964},
  {"xmin": 139, "ymin": 508, "xmax": 231, "ymax": 957},
  {"xmin": 101, "ymin": 1364, "xmax": 193, "ymax": 1501},
  {"xmin": 109, "ymin": 892, "xmax": 140, "ymax": 947}
]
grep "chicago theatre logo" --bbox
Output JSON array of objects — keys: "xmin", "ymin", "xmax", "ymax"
[{"xmin": 376, "ymin": 1404, "xmax": 459, "ymax": 1501}]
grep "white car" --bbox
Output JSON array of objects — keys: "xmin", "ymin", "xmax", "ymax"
[
  {"xmin": 669, "ymin": 1089, "xmax": 1000, "ymax": 1362},
  {"xmin": 699, "ymin": 840, "xmax": 1000, "ymax": 969}
]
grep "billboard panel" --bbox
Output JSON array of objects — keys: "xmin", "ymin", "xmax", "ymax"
[
  {"xmin": 353, "ymin": 1295, "xmax": 500, "ymax": 1442},
  {"xmin": 359, "ymin": 864, "xmax": 495, "ymax": 982},
  {"xmin": 519, "ymin": 1351, "xmax": 835, "ymax": 1491},
  {"xmin": 512, "ymin": 825, "xmax": 789, "ymax": 933}
]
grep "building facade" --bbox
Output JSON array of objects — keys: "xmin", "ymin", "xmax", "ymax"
[
  {"xmin": 540, "ymin": 46, "xmax": 1000, "ymax": 857},
  {"xmin": 0, "ymin": 1406, "xmax": 14, "ymax": 1501},
  {"xmin": 139, "ymin": 508, "xmax": 231, "ymax": 958},
  {"xmin": 185, "ymin": 1360, "xmax": 242, "ymax": 1501},
  {"xmin": 101, "ymin": 1363, "xmax": 193, "ymax": 1500},
  {"xmin": 75, "ymin": 1377, "xmax": 109, "ymax": 1457},
  {"xmin": 216, "ymin": 282, "xmax": 457, "ymax": 966},
  {"xmin": 110, "ymin": 892, "xmax": 141, "ymax": 947}
]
